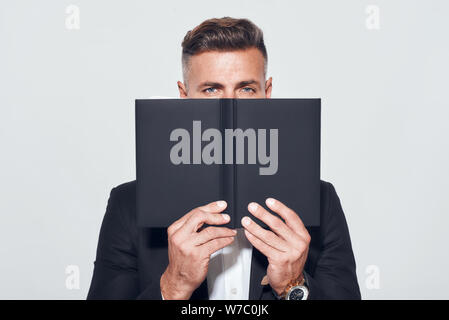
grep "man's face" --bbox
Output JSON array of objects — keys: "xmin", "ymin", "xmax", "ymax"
[{"xmin": 178, "ymin": 47, "xmax": 272, "ymax": 99}]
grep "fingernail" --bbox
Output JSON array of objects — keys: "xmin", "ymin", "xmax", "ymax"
[
  {"xmin": 217, "ymin": 200, "xmax": 227, "ymax": 208},
  {"xmin": 242, "ymin": 216, "xmax": 251, "ymax": 227},
  {"xmin": 266, "ymin": 198, "xmax": 275, "ymax": 207},
  {"xmin": 248, "ymin": 202, "xmax": 258, "ymax": 212},
  {"xmin": 222, "ymin": 214, "xmax": 230, "ymax": 221},
  {"xmin": 232, "ymin": 229, "xmax": 237, "ymax": 235}
]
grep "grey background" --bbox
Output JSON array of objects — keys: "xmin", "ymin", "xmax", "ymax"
[{"xmin": 0, "ymin": 0, "xmax": 448, "ymax": 299}]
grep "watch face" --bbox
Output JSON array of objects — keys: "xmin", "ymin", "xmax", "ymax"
[{"xmin": 287, "ymin": 285, "xmax": 309, "ymax": 300}]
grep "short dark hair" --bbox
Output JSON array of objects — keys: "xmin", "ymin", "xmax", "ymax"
[{"xmin": 181, "ymin": 17, "xmax": 267, "ymax": 81}]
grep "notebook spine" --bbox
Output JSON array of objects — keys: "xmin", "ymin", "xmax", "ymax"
[
  {"xmin": 232, "ymin": 99, "xmax": 237, "ymax": 228},
  {"xmin": 220, "ymin": 99, "xmax": 235, "ymax": 227}
]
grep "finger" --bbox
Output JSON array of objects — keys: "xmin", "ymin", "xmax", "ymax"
[
  {"xmin": 265, "ymin": 198, "xmax": 308, "ymax": 237},
  {"xmin": 169, "ymin": 200, "xmax": 227, "ymax": 235},
  {"xmin": 247, "ymin": 202, "xmax": 299, "ymax": 242},
  {"xmin": 201, "ymin": 236, "xmax": 235, "ymax": 256},
  {"xmin": 241, "ymin": 216, "xmax": 288, "ymax": 252},
  {"xmin": 199, "ymin": 200, "xmax": 227, "ymax": 213},
  {"xmin": 243, "ymin": 229, "xmax": 280, "ymax": 260},
  {"xmin": 195, "ymin": 227, "xmax": 237, "ymax": 246},
  {"xmin": 184, "ymin": 210, "xmax": 231, "ymax": 233}
]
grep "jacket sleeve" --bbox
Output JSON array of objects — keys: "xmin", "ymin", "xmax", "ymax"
[
  {"xmin": 305, "ymin": 182, "xmax": 361, "ymax": 300},
  {"xmin": 86, "ymin": 187, "xmax": 162, "ymax": 300}
]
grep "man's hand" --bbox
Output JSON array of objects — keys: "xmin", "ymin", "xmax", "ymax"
[
  {"xmin": 160, "ymin": 200, "xmax": 236, "ymax": 300},
  {"xmin": 241, "ymin": 198, "xmax": 311, "ymax": 296}
]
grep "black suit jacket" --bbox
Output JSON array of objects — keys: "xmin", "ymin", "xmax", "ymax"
[{"xmin": 87, "ymin": 180, "xmax": 361, "ymax": 300}]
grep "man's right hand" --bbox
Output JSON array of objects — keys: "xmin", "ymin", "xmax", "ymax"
[{"xmin": 160, "ymin": 200, "xmax": 236, "ymax": 300}]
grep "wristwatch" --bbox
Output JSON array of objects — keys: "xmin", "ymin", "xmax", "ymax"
[{"xmin": 280, "ymin": 273, "xmax": 309, "ymax": 300}]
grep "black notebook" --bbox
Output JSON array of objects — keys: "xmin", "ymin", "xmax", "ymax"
[{"xmin": 136, "ymin": 98, "xmax": 320, "ymax": 229}]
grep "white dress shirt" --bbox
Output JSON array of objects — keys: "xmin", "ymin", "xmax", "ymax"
[
  {"xmin": 161, "ymin": 228, "xmax": 253, "ymax": 300},
  {"xmin": 207, "ymin": 228, "xmax": 253, "ymax": 300}
]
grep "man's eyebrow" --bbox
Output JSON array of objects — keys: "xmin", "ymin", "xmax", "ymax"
[
  {"xmin": 236, "ymin": 80, "xmax": 261, "ymax": 87},
  {"xmin": 198, "ymin": 81, "xmax": 225, "ymax": 89}
]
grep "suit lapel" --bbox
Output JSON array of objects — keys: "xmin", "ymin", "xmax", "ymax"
[{"xmin": 249, "ymin": 248, "xmax": 269, "ymax": 300}]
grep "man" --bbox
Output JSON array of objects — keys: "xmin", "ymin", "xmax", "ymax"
[{"xmin": 87, "ymin": 17, "xmax": 361, "ymax": 300}]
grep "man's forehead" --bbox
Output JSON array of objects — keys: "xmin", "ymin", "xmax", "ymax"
[{"xmin": 187, "ymin": 48, "xmax": 266, "ymax": 85}]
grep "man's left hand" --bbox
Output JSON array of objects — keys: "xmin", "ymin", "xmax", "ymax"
[{"xmin": 241, "ymin": 198, "xmax": 311, "ymax": 295}]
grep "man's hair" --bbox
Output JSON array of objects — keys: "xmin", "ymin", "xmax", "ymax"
[{"xmin": 181, "ymin": 17, "xmax": 267, "ymax": 83}]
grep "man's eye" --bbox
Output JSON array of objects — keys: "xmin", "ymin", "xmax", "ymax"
[
  {"xmin": 204, "ymin": 87, "xmax": 217, "ymax": 93},
  {"xmin": 241, "ymin": 87, "xmax": 255, "ymax": 93}
]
